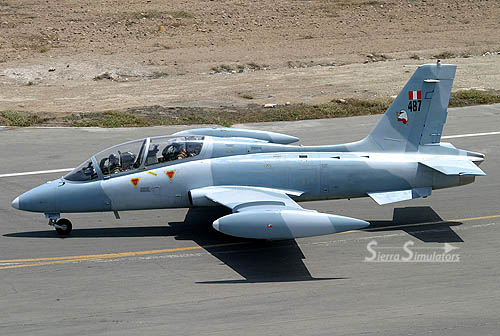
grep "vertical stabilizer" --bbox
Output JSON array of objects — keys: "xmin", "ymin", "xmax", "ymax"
[{"xmin": 362, "ymin": 63, "xmax": 456, "ymax": 152}]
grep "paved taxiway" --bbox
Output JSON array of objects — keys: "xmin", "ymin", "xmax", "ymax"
[{"xmin": 1, "ymin": 104, "xmax": 500, "ymax": 335}]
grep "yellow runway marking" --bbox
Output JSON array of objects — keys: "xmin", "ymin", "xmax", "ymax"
[
  {"xmin": 0, "ymin": 257, "xmax": 105, "ymax": 270},
  {"xmin": 2, "ymin": 214, "xmax": 499, "ymax": 271},
  {"xmin": 453, "ymin": 214, "xmax": 500, "ymax": 222},
  {"xmin": 339, "ymin": 230, "xmax": 360, "ymax": 234},
  {"xmin": 0, "ymin": 242, "xmax": 248, "ymax": 270}
]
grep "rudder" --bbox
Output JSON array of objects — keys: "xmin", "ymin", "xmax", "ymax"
[{"xmin": 362, "ymin": 62, "xmax": 456, "ymax": 152}]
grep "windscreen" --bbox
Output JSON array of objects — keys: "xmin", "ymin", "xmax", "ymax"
[
  {"xmin": 94, "ymin": 139, "xmax": 146, "ymax": 176},
  {"xmin": 145, "ymin": 136, "xmax": 204, "ymax": 167},
  {"xmin": 64, "ymin": 160, "xmax": 98, "ymax": 182}
]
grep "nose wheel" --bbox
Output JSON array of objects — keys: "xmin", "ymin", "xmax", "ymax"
[{"xmin": 49, "ymin": 218, "xmax": 73, "ymax": 235}]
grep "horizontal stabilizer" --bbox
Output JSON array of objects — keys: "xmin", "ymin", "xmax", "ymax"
[
  {"xmin": 420, "ymin": 158, "xmax": 486, "ymax": 176},
  {"xmin": 173, "ymin": 127, "xmax": 299, "ymax": 144},
  {"xmin": 368, "ymin": 187, "xmax": 432, "ymax": 205}
]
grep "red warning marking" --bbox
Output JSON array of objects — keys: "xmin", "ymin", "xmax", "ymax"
[
  {"xmin": 130, "ymin": 178, "xmax": 140, "ymax": 187},
  {"xmin": 166, "ymin": 170, "xmax": 175, "ymax": 181}
]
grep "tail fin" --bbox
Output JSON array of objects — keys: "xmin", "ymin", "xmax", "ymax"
[{"xmin": 362, "ymin": 62, "xmax": 456, "ymax": 152}]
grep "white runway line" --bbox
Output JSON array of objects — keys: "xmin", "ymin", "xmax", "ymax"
[
  {"xmin": 0, "ymin": 131, "xmax": 499, "ymax": 179},
  {"xmin": 442, "ymin": 131, "xmax": 500, "ymax": 139},
  {"xmin": 0, "ymin": 168, "xmax": 73, "ymax": 178}
]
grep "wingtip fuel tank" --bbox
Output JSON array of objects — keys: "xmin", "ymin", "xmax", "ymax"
[
  {"xmin": 173, "ymin": 127, "xmax": 300, "ymax": 144},
  {"xmin": 213, "ymin": 210, "xmax": 369, "ymax": 239}
]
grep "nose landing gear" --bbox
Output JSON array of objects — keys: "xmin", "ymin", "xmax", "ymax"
[{"xmin": 48, "ymin": 217, "xmax": 73, "ymax": 235}]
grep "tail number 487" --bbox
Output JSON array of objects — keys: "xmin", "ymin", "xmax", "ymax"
[{"xmin": 408, "ymin": 100, "xmax": 422, "ymax": 112}]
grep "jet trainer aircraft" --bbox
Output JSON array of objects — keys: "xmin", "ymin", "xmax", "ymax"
[{"xmin": 12, "ymin": 62, "xmax": 486, "ymax": 238}]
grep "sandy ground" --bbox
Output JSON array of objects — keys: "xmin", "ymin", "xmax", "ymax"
[{"xmin": 1, "ymin": 0, "xmax": 500, "ymax": 115}]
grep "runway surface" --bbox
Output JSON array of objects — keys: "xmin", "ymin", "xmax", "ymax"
[{"xmin": 1, "ymin": 104, "xmax": 499, "ymax": 335}]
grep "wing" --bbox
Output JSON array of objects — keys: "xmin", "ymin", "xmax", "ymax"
[{"xmin": 190, "ymin": 186, "xmax": 369, "ymax": 239}]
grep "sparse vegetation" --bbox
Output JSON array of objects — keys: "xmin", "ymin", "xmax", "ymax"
[
  {"xmin": 2, "ymin": 90, "xmax": 499, "ymax": 128},
  {"xmin": 66, "ymin": 111, "xmax": 152, "ymax": 128},
  {"xmin": 433, "ymin": 51, "xmax": 455, "ymax": 59},
  {"xmin": 0, "ymin": 110, "xmax": 48, "ymax": 127},
  {"xmin": 320, "ymin": 0, "xmax": 380, "ymax": 16},
  {"xmin": 12, "ymin": 41, "xmax": 50, "ymax": 53},
  {"xmin": 12, "ymin": 34, "xmax": 57, "ymax": 53},
  {"xmin": 365, "ymin": 53, "xmax": 388, "ymax": 62},
  {"xmin": 237, "ymin": 64, "xmax": 245, "ymax": 73},
  {"xmin": 449, "ymin": 89, "xmax": 500, "ymax": 107},
  {"xmin": 167, "ymin": 10, "xmax": 193, "ymax": 19},
  {"xmin": 211, "ymin": 64, "xmax": 234, "ymax": 73},
  {"xmin": 170, "ymin": 21, "xmax": 186, "ymax": 28},
  {"xmin": 211, "ymin": 62, "xmax": 268, "ymax": 73},
  {"xmin": 93, "ymin": 72, "xmax": 114, "ymax": 81},
  {"xmin": 125, "ymin": 21, "xmax": 138, "ymax": 27},
  {"xmin": 238, "ymin": 92, "xmax": 254, "ymax": 100},
  {"xmin": 152, "ymin": 42, "xmax": 172, "ymax": 50},
  {"xmin": 119, "ymin": 10, "xmax": 193, "ymax": 21},
  {"xmin": 287, "ymin": 60, "xmax": 316, "ymax": 68},
  {"xmin": 246, "ymin": 62, "xmax": 268, "ymax": 70},
  {"xmin": 150, "ymin": 72, "xmax": 169, "ymax": 79},
  {"xmin": 123, "ymin": 10, "xmax": 167, "ymax": 20}
]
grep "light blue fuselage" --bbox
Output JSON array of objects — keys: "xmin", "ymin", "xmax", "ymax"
[{"xmin": 16, "ymin": 138, "xmax": 473, "ymax": 215}]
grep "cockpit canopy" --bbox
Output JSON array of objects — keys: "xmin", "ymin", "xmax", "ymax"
[{"xmin": 64, "ymin": 136, "xmax": 204, "ymax": 182}]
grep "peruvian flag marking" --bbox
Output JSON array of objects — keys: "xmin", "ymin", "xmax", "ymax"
[{"xmin": 409, "ymin": 90, "xmax": 422, "ymax": 100}]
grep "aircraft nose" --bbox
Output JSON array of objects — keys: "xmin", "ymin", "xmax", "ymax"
[
  {"xmin": 14, "ymin": 181, "xmax": 57, "ymax": 213},
  {"xmin": 11, "ymin": 197, "xmax": 20, "ymax": 210}
]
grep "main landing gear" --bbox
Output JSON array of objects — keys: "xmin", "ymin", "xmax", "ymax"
[{"xmin": 48, "ymin": 217, "xmax": 73, "ymax": 235}]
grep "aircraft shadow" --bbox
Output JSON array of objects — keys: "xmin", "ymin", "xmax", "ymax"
[
  {"xmin": 5, "ymin": 206, "xmax": 458, "ymax": 281},
  {"xmin": 4, "ymin": 226, "xmax": 185, "ymax": 238},
  {"xmin": 4, "ymin": 207, "xmax": 342, "ymax": 283},
  {"xmin": 171, "ymin": 207, "xmax": 343, "ymax": 284},
  {"xmin": 364, "ymin": 206, "xmax": 464, "ymax": 243}
]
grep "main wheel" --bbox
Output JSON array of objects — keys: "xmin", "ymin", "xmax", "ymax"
[{"xmin": 55, "ymin": 218, "xmax": 73, "ymax": 235}]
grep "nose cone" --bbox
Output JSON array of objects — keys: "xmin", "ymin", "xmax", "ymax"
[
  {"xmin": 11, "ymin": 197, "xmax": 20, "ymax": 209},
  {"xmin": 212, "ymin": 219, "xmax": 220, "ymax": 231},
  {"xmin": 14, "ymin": 181, "xmax": 57, "ymax": 213}
]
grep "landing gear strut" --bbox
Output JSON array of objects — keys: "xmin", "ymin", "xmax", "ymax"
[{"xmin": 48, "ymin": 217, "xmax": 73, "ymax": 235}]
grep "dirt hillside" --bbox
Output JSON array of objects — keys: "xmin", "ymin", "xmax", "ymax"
[{"xmin": 1, "ymin": 0, "xmax": 499, "ymax": 115}]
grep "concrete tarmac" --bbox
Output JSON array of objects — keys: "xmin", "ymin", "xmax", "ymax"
[{"xmin": 1, "ymin": 104, "xmax": 499, "ymax": 335}]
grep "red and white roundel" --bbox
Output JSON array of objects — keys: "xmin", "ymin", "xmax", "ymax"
[{"xmin": 397, "ymin": 110, "xmax": 408, "ymax": 124}]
